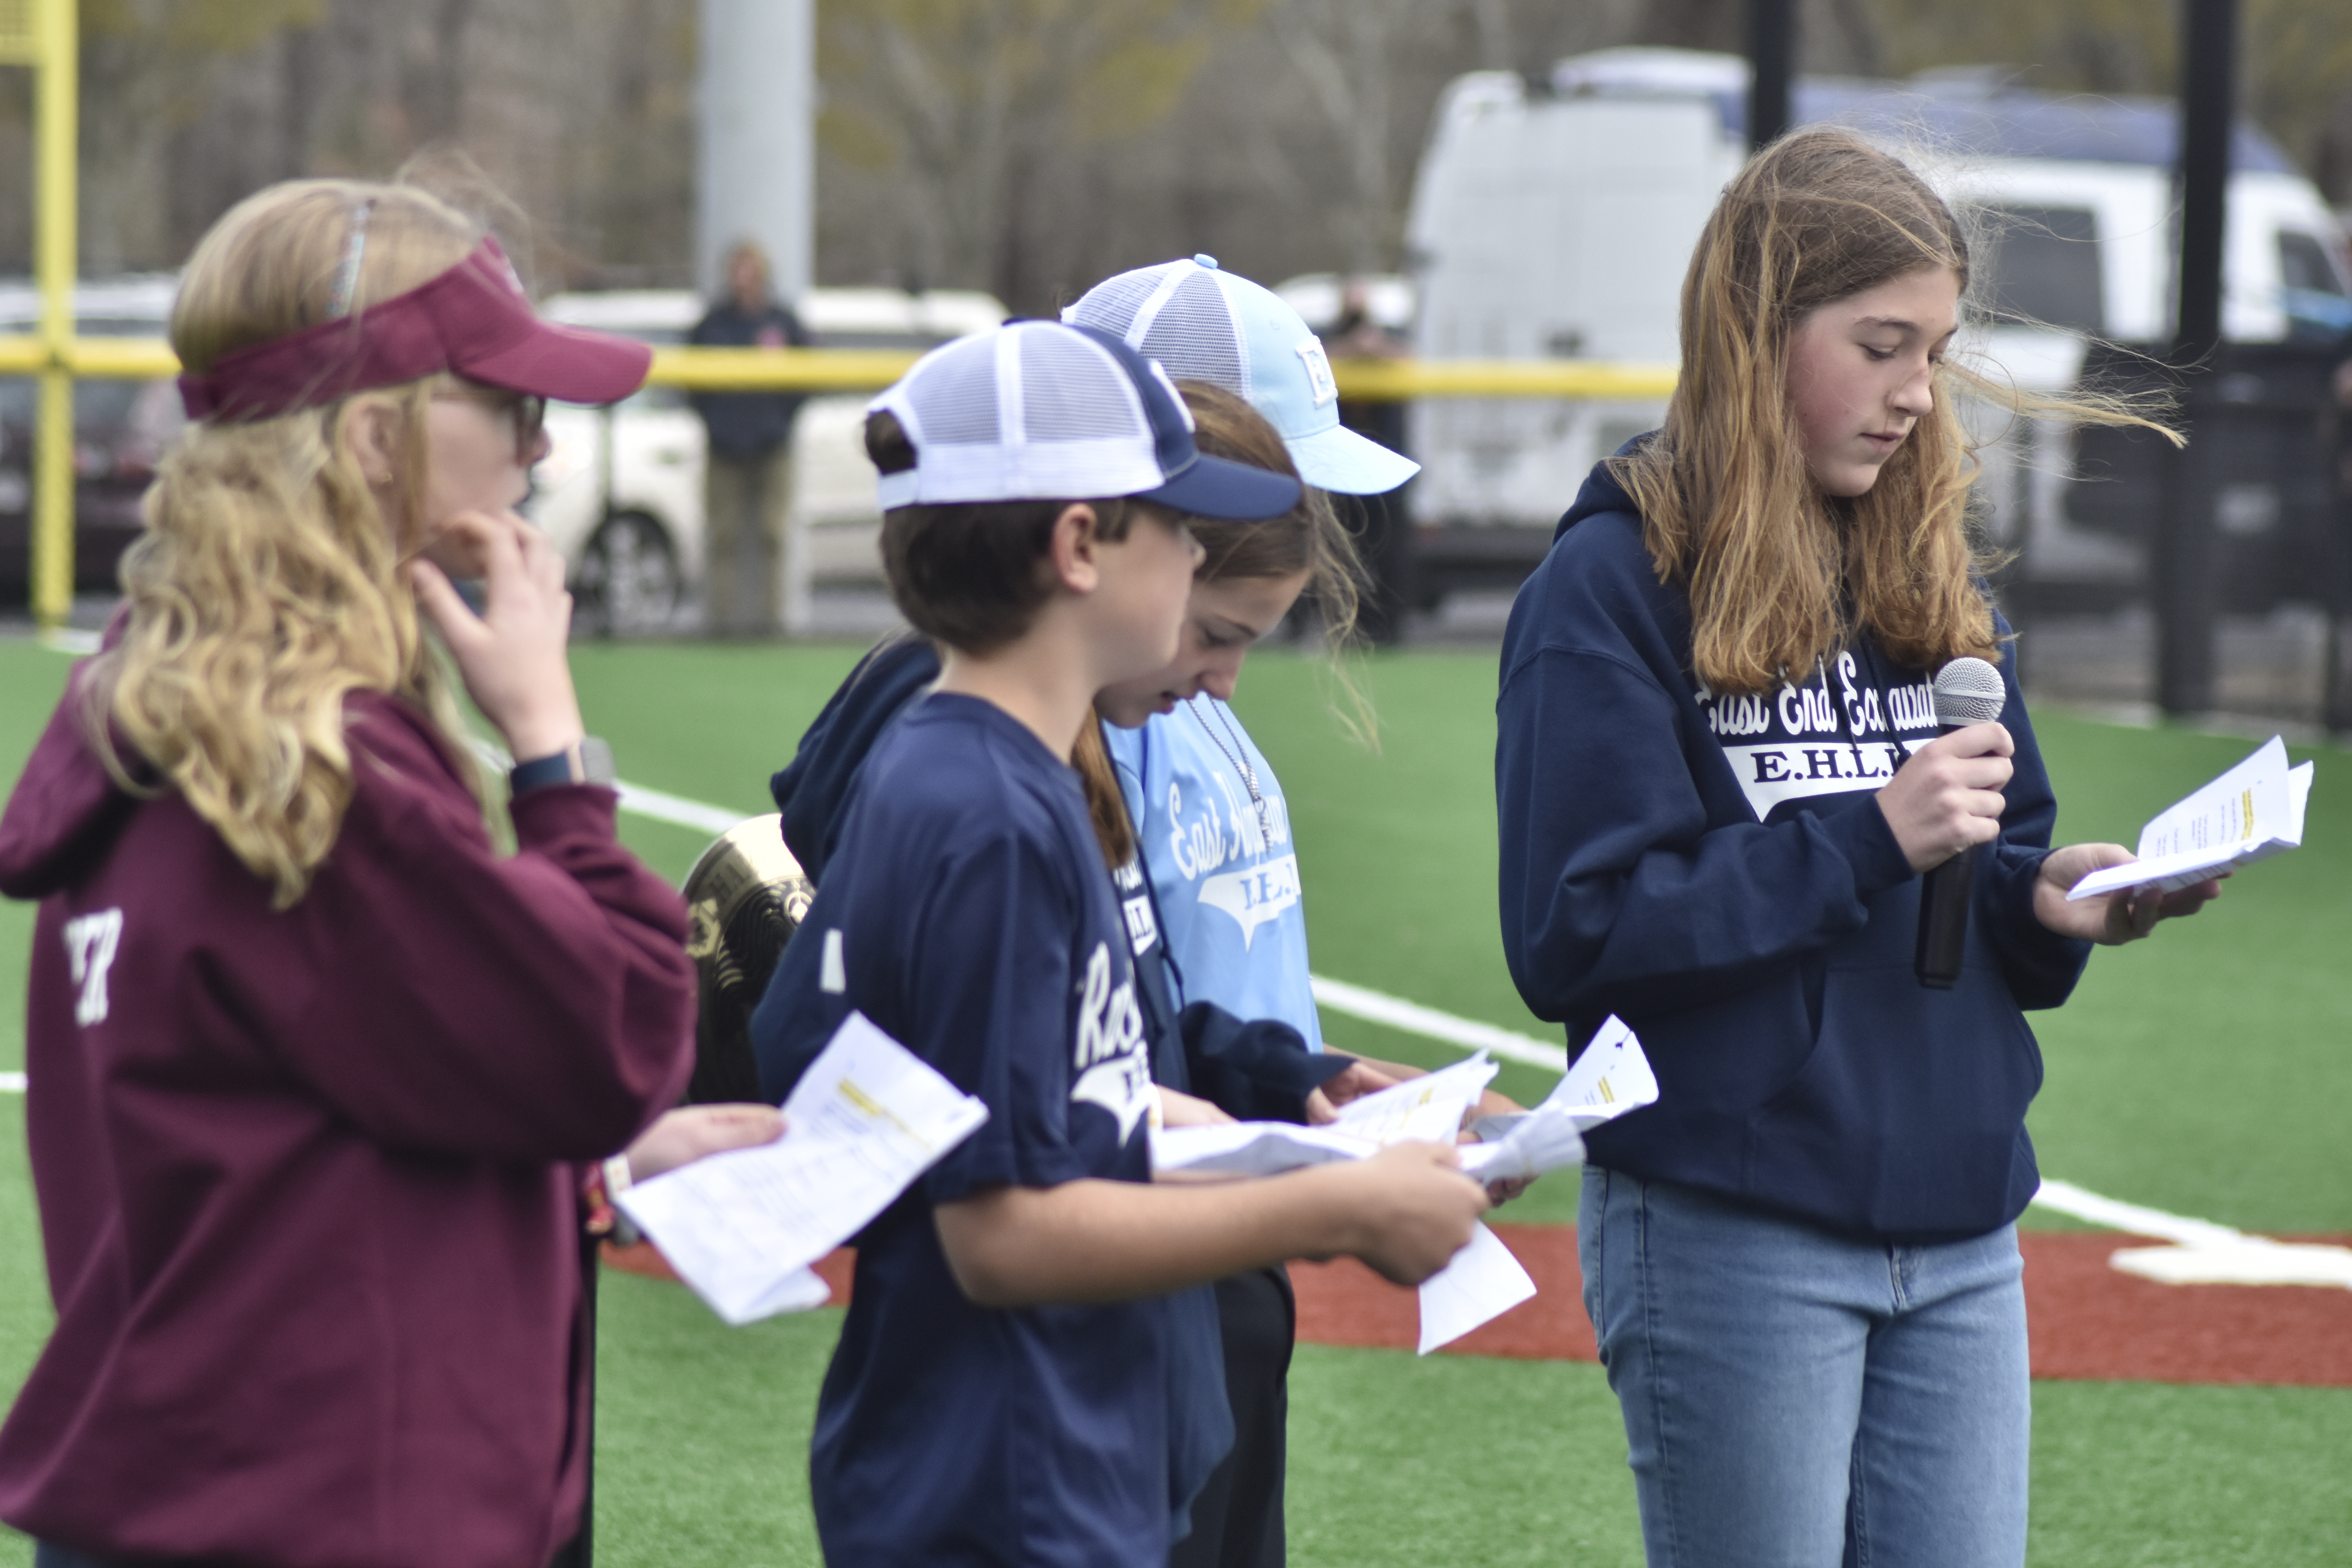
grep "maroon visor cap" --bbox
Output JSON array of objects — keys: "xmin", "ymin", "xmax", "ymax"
[{"xmin": 178, "ymin": 237, "xmax": 653, "ymax": 422}]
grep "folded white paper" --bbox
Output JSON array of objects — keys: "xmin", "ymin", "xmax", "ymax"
[
  {"xmin": 1147, "ymin": 1120, "xmax": 1382, "ymax": 1176},
  {"xmin": 1458, "ymin": 1016, "xmax": 1659, "ymax": 1181},
  {"xmin": 1154, "ymin": 1020, "xmax": 1661, "ymax": 1354},
  {"xmin": 1417, "ymin": 1221, "xmax": 1538, "ymax": 1353},
  {"xmin": 1329, "ymin": 1051, "xmax": 1501, "ymax": 1144},
  {"xmin": 617, "ymin": 1011, "xmax": 988, "ymax": 1325},
  {"xmin": 2067, "ymin": 735, "xmax": 2313, "ymax": 900},
  {"xmin": 1148, "ymin": 1051, "xmax": 1498, "ymax": 1175}
]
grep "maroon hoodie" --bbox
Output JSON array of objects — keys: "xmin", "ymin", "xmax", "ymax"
[{"xmin": 0, "ymin": 672, "xmax": 694, "ymax": 1566}]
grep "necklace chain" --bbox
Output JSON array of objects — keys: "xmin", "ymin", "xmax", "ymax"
[{"xmin": 1187, "ymin": 696, "xmax": 1272, "ymax": 840}]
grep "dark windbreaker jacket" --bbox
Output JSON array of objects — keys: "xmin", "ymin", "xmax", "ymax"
[
  {"xmin": 0, "ymin": 672, "xmax": 694, "ymax": 1566},
  {"xmin": 1496, "ymin": 456, "xmax": 2091, "ymax": 1243}
]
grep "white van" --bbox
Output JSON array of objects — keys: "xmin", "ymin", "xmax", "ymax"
[
  {"xmin": 1403, "ymin": 48, "xmax": 2352, "ymax": 591},
  {"xmin": 532, "ymin": 287, "xmax": 1004, "ymax": 635}
]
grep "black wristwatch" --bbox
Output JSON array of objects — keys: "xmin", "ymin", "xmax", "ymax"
[{"xmin": 510, "ymin": 736, "xmax": 617, "ymax": 795}]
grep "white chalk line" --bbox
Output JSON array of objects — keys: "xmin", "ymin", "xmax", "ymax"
[
  {"xmin": 7, "ymin": 722, "xmax": 2341, "ymax": 1287},
  {"xmin": 1307, "ymin": 975, "xmax": 1568, "ymax": 1073}
]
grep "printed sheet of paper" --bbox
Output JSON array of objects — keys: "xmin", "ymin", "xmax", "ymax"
[
  {"xmin": 1154, "ymin": 1022, "xmax": 1660, "ymax": 1352},
  {"xmin": 1148, "ymin": 1120, "xmax": 1381, "ymax": 1176},
  {"xmin": 2068, "ymin": 736, "xmax": 2313, "ymax": 900},
  {"xmin": 1458, "ymin": 1017, "xmax": 1661, "ymax": 1182},
  {"xmin": 1417, "ymin": 1221, "xmax": 1539, "ymax": 1354},
  {"xmin": 1330, "ymin": 1053, "xmax": 1500, "ymax": 1145},
  {"xmin": 617, "ymin": 1012, "xmax": 989, "ymax": 1326},
  {"xmin": 1150, "ymin": 1052, "xmax": 1501, "ymax": 1176}
]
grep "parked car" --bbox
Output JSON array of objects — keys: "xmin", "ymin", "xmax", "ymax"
[
  {"xmin": 1399, "ymin": 48, "xmax": 2352, "ymax": 606},
  {"xmin": 532, "ymin": 286, "xmax": 1005, "ymax": 635},
  {"xmin": 0, "ymin": 276, "xmax": 184, "ymax": 606}
]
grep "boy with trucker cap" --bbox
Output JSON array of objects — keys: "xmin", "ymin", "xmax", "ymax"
[
  {"xmin": 750, "ymin": 320, "xmax": 1485, "ymax": 1565},
  {"xmin": 1067, "ymin": 256, "xmax": 1517, "ymax": 1566}
]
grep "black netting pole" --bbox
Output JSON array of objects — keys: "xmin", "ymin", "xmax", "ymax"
[
  {"xmin": 1747, "ymin": 0, "xmax": 1795, "ymax": 152},
  {"xmin": 2155, "ymin": 0, "xmax": 2238, "ymax": 716}
]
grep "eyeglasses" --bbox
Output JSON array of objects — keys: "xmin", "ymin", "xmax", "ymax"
[{"xmin": 432, "ymin": 381, "xmax": 548, "ymax": 464}]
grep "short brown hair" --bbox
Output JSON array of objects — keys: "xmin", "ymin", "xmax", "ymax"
[{"xmin": 867, "ymin": 410, "xmax": 1138, "ymax": 655}]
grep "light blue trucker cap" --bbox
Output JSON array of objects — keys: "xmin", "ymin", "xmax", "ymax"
[{"xmin": 1062, "ymin": 256, "xmax": 1420, "ymax": 497}]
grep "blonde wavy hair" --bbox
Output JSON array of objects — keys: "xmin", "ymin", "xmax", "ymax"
[
  {"xmin": 84, "ymin": 179, "xmax": 485, "ymax": 907},
  {"xmin": 1613, "ymin": 127, "xmax": 2175, "ymax": 693}
]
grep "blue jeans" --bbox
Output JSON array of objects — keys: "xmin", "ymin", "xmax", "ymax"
[{"xmin": 1579, "ymin": 1169, "xmax": 2029, "ymax": 1568}]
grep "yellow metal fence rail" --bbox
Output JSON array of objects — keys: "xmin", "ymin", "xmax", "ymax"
[
  {"xmin": 4, "ymin": 334, "xmax": 1674, "ymax": 626},
  {"xmin": 0, "ymin": 338, "xmax": 1679, "ymax": 400}
]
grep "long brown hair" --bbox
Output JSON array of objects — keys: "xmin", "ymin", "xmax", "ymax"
[
  {"xmin": 1613, "ymin": 126, "xmax": 2176, "ymax": 692},
  {"xmin": 87, "ymin": 180, "xmax": 486, "ymax": 907}
]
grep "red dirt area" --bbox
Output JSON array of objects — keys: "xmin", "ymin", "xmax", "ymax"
[
  {"xmin": 604, "ymin": 1227, "xmax": 2352, "ymax": 1387},
  {"xmin": 1285, "ymin": 1226, "xmax": 2352, "ymax": 1387}
]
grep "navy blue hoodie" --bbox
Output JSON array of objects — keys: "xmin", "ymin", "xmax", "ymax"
[{"xmin": 1496, "ymin": 455, "xmax": 2091, "ymax": 1243}]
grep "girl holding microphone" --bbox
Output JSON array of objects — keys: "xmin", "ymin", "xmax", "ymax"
[{"xmin": 1496, "ymin": 129, "xmax": 2217, "ymax": 1567}]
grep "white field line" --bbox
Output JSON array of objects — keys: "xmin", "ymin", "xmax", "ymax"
[
  {"xmin": 2032, "ymin": 1178, "xmax": 2352, "ymax": 1289},
  {"xmin": 1307, "ymin": 975, "xmax": 1568, "ymax": 1073},
  {"xmin": 37, "ymin": 628, "xmax": 101, "ymax": 656},
  {"xmin": 468, "ymin": 738, "xmax": 760, "ymax": 839},
  {"xmin": 6, "ymin": 735, "xmax": 2338, "ymax": 1285},
  {"xmin": 2029, "ymin": 1177, "xmax": 2247, "ymax": 1248},
  {"xmin": 611, "ymin": 782, "xmax": 751, "ymax": 837}
]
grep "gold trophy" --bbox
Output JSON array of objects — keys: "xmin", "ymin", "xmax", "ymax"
[{"xmin": 681, "ymin": 814, "xmax": 814, "ymax": 1103}]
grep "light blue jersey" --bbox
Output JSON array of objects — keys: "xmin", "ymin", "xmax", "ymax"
[{"xmin": 1108, "ymin": 698, "xmax": 1323, "ymax": 1051}]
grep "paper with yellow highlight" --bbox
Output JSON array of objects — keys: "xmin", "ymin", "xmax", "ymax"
[
  {"xmin": 619, "ymin": 1012, "xmax": 988, "ymax": 1325},
  {"xmin": 2067, "ymin": 735, "xmax": 2312, "ymax": 901}
]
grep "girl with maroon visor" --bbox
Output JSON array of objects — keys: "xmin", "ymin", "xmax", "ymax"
[{"xmin": 0, "ymin": 179, "xmax": 779, "ymax": 1568}]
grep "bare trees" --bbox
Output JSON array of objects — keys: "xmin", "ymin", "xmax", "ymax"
[
  {"xmin": 2, "ymin": 0, "xmax": 2348, "ymax": 296},
  {"xmin": 817, "ymin": 0, "xmax": 1243, "ymax": 309},
  {"xmin": 1265, "ymin": 0, "xmax": 1462, "ymax": 274}
]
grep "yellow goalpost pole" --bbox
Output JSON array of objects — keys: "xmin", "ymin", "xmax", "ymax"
[{"xmin": 29, "ymin": 0, "xmax": 77, "ymax": 631}]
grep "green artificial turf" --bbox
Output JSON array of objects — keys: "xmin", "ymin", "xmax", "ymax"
[
  {"xmin": 2029, "ymin": 1380, "xmax": 2352, "ymax": 1564},
  {"xmin": 590, "ymin": 1274, "xmax": 833, "ymax": 1567},
  {"xmin": 3, "ymin": 635, "xmax": 2351, "ymax": 1566}
]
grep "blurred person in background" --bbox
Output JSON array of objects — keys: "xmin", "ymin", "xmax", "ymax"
[
  {"xmin": 0, "ymin": 179, "xmax": 775, "ymax": 1568},
  {"xmin": 689, "ymin": 238, "xmax": 812, "ymax": 636},
  {"xmin": 1325, "ymin": 276, "xmax": 1414, "ymax": 646}
]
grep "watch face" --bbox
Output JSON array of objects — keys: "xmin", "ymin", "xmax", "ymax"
[{"xmin": 579, "ymin": 736, "xmax": 618, "ymax": 787}]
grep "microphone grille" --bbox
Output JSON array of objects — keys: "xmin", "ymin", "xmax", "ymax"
[{"xmin": 1930, "ymin": 657, "xmax": 2007, "ymax": 727}]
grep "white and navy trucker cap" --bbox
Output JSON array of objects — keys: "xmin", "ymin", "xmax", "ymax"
[
  {"xmin": 867, "ymin": 320, "xmax": 1302, "ymax": 521},
  {"xmin": 1063, "ymin": 256, "xmax": 1419, "ymax": 497}
]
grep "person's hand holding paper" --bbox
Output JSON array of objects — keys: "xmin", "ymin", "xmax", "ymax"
[
  {"xmin": 2034, "ymin": 734, "xmax": 2308, "ymax": 942},
  {"xmin": 2036, "ymin": 843, "xmax": 2222, "ymax": 943},
  {"xmin": 616, "ymin": 1013, "xmax": 989, "ymax": 1325},
  {"xmin": 1154, "ymin": 1019, "xmax": 1661, "ymax": 1352}
]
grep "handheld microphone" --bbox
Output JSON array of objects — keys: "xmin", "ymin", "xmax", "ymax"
[{"xmin": 1915, "ymin": 657, "xmax": 2007, "ymax": 990}]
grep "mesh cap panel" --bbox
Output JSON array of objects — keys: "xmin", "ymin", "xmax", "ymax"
[
  {"xmin": 1134, "ymin": 270, "xmax": 1246, "ymax": 394},
  {"xmin": 1021, "ymin": 329, "xmax": 1144, "ymax": 442},
  {"xmin": 905, "ymin": 337, "xmax": 1000, "ymax": 446},
  {"xmin": 1065, "ymin": 269, "xmax": 1167, "ymax": 339},
  {"xmin": 867, "ymin": 319, "xmax": 1298, "ymax": 518}
]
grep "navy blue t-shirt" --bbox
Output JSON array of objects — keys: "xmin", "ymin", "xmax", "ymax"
[{"xmin": 751, "ymin": 693, "xmax": 1176, "ymax": 1565}]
